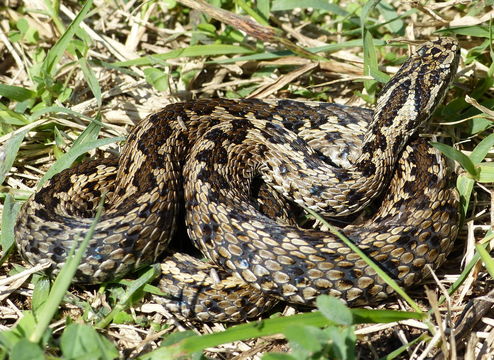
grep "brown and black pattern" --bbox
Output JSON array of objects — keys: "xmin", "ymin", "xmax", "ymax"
[{"xmin": 16, "ymin": 38, "xmax": 460, "ymax": 322}]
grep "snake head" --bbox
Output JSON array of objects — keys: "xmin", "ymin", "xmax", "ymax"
[
  {"xmin": 403, "ymin": 37, "xmax": 460, "ymax": 123},
  {"xmin": 371, "ymin": 37, "xmax": 460, "ymax": 143}
]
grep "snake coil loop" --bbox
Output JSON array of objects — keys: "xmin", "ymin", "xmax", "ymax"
[{"xmin": 16, "ymin": 38, "xmax": 460, "ymax": 322}]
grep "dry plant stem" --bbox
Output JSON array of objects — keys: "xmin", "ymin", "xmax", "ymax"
[
  {"xmin": 426, "ymin": 289, "xmax": 449, "ymax": 358},
  {"xmin": 465, "ymin": 95, "xmax": 494, "ymax": 120},
  {"xmin": 0, "ymin": 25, "xmax": 26, "ymax": 77},
  {"xmin": 428, "ymin": 0, "xmax": 474, "ymax": 10},
  {"xmin": 247, "ymin": 62, "xmax": 318, "ymax": 99},
  {"xmin": 427, "ymin": 265, "xmax": 457, "ymax": 359},
  {"xmin": 415, "ymin": 3, "xmax": 449, "ymax": 24},
  {"xmin": 176, "ymin": 0, "xmax": 324, "ymax": 61},
  {"xmin": 177, "ymin": 0, "xmax": 276, "ymax": 40},
  {"xmin": 434, "ymin": 289, "xmax": 494, "ymax": 359}
]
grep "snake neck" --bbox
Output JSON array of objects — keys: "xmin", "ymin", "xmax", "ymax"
[{"xmin": 342, "ymin": 37, "xmax": 460, "ymax": 213}]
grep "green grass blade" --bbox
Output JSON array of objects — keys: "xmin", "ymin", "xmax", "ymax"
[
  {"xmin": 351, "ymin": 308, "xmax": 422, "ymax": 323},
  {"xmin": 478, "ymin": 163, "xmax": 494, "ymax": 183},
  {"xmin": 0, "ymin": 129, "xmax": 27, "ymax": 185},
  {"xmin": 0, "ymin": 194, "xmax": 22, "ymax": 264},
  {"xmin": 30, "ymin": 106, "xmax": 98, "ymax": 123},
  {"xmin": 37, "ymin": 116, "xmax": 123, "ymax": 188},
  {"xmin": 78, "ymin": 56, "xmax": 102, "ymax": 108},
  {"xmin": 210, "ymin": 39, "xmax": 387, "ymax": 64},
  {"xmin": 476, "ymin": 243, "xmax": 494, "ymax": 278},
  {"xmin": 113, "ymin": 44, "xmax": 254, "ymax": 67},
  {"xmin": 95, "ymin": 265, "xmax": 160, "ymax": 329},
  {"xmin": 432, "ymin": 142, "xmax": 478, "ymax": 178},
  {"xmin": 271, "ymin": 0, "xmax": 348, "ymax": 16},
  {"xmin": 29, "ymin": 193, "xmax": 106, "ymax": 343},
  {"xmin": 235, "ymin": 0, "xmax": 270, "ymax": 26},
  {"xmin": 37, "ymin": 136, "xmax": 123, "ymax": 188},
  {"xmin": 378, "ymin": 333, "xmax": 428, "ymax": 360},
  {"xmin": 457, "ymin": 174, "xmax": 475, "ymax": 221},
  {"xmin": 140, "ymin": 308, "xmax": 420, "ymax": 359},
  {"xmin": 362, "ymin": 28, "xmax": 390, "ymax": 84},
  {"xmin": 41, "ymin": 0, "xmax": 93, "ymax": 78},
  {"xmin": 361, "ymin": 1, "xmax": 390, "ymax": 86},
  {"xmin": 437, "ymin": 245, "xmax": 484, "ymax": 305},
  {"xmin": 303, "ymin": 206, "xmax": 423, "ymax": 314}
]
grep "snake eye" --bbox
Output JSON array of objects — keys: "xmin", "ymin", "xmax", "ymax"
[{"xmin": 416, "ymin": 47, "xmax": 427, "ymax": 57}]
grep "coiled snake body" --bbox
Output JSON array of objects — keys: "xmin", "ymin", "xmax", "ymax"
[{"xmin": 16, "ymin": 38, "xmax": 460, "ymax": 322}]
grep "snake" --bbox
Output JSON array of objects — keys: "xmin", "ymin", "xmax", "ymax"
[{"xmin": 15, "ymin": 38, "xmax": 460, "ymax": 322}]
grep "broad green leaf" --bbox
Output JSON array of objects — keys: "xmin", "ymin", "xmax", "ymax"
[
  {"xmin": 316, "ymin": 295, "xmax": 353, "ymax": 325},
  {"xmin": 16, "ymin": 18, "xmax": 29, "ymax": 34},
  {"xmin": 284, "ymin": 325, "xmax": 326, "ymax": 353},
  {"xmin": 325, "ymin": 326, "xmax": 356, "ymax": 360},
  {"xmin": 162, "ymin": 0, "xmax": 176, "ymax": 9},
  {"xmin": 112, "ymin": 311, "xmax": 134, "ymax": 324},
  {"xmin": 143, "ymin": 68, "xmax": 169, "ymax": 92},
  {"xmin": 8, "ymin": 311, "xmax": 38, "ymax": 344},
  {"xmin": 11, "ymin": 339, "xmax": 44, "ymax": 360},
  {"xmin": 61, "ymin": 324, "xmax": 118, "ymax": 360},
  {"xmin": 32, "ymin": 276, "xmax": 51, "ymax": 313},
  {"xmin": 377, "ymin": 0, "xmax": 404, "ymax": 35},
  {"xmin": 0, "ymin": 84, "xmax": 36, "ymax": 102}
]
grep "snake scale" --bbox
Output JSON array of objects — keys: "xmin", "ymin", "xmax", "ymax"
[{"xmin": 16, "ymin": 38, "xmax": 460, "ymax": 322}]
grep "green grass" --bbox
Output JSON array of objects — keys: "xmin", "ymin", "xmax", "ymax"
[{"xmin": 1, "ymin": 0, "xmax": 494, "ymax": 359}]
